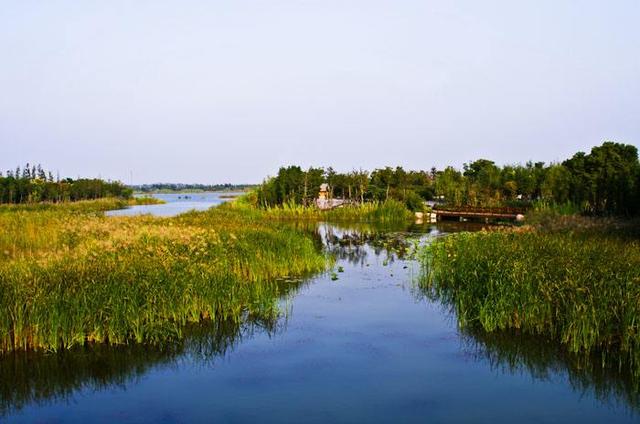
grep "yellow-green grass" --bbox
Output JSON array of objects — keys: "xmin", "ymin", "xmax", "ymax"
[
  {"xmin": 129, "ymin": 196, "xmax": 166, "ymax": 205},
  {"xmin": 0, "ymin": 198, "xmax": 130, "ymax": 214},
  {"xmin": 234, "ymin": 195, "xmax": 414, "ymax": 223},
  {"xmin": 0, "ymin": 201, "xmax": 327, "ymax": 352},
  {"xmin": 419, "ymin": 223, "xmax": 640, "ymax": 376}
]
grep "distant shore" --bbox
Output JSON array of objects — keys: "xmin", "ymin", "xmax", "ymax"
[{"xmin": 132, "ymin": 189, "xmax": 250, "ymax": 195}]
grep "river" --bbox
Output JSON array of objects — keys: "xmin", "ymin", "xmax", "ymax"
[
  {"xmin": 2, "ymin": 195, "xmax": 637, "ymax": 423},
  {"xmin": 105, "ymin": 192, "xmax": 242, "ymax": 217}
]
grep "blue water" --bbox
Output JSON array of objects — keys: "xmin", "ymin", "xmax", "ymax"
[
  {"xmin": 105, "ymin": 192, "xmax": 241, "ymax": 217},
  {"xmin": 1, "ymin": 217, "xmax": 637, "ymax": 423}
]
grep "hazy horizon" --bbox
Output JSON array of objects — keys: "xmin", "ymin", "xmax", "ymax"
[{"xmin": 2, "ymin": 1, "xmax": 638, "ymax": 184}]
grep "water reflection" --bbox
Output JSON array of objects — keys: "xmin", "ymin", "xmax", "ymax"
[
  {"xmin": 0, "ymin": 316, "xmax": 280, "ymax": 418},
  {"xmin": 459, "ymin": 327, "xmax": 640, "ymax": 413},
  {"xmin": 105, "ymin": 192, "xmax": 241, "ymax": 217},
  {"xmin": 319, "ymin": 224, "xmax": 418, "ymax": 268},
  {"xmin": 323, "ymin": 222, "xmax": 640, "ymax": 414}
]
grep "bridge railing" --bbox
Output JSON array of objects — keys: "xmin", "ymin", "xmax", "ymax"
[{"xmin": 432, "ymin": 205, "xmax": 528, "ymax": 215}]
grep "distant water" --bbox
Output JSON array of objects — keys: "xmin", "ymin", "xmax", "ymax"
[{"xmin": 105, "ymin": 192, "xmax": 241, "ymax": 217}]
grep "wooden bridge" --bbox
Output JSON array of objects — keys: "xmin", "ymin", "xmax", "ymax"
[{"xmin": 432, "ymin": 205, "xmax": 526, "ymax": 222}]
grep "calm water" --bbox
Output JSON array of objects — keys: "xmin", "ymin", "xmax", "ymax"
[
  {"xmin": 1, "ymin": 211, "xmax": 638, "ymax": 422},
  {"xmin": 105, "ymin": 192, "xmax": 241, "ymax": 217}
]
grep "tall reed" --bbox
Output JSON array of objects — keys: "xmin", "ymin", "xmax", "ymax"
[
  {"xmin": 0, "ymin": 201, "xmax": 327, "ymax": 352},
  {"xmin": 419, "ymin": 225, "xmax": 640, "ymax": 377},
  {"xmin": 232, "ymin": 197, "xmax": 414, "ymax": 223}
]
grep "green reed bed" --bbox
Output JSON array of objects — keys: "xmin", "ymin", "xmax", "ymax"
[
  {"xmin": 419, "ymin": 224, "xmax": 640, "ymax": 375},
  {"xmin": 0, "ymin": 202, "xmax": 327, "ymax": 352},
  {"xmin": 238, "ymin": 198, "xmax": 414, "ymax": 223},
  {"xmin": 130, "ymin": 196, "xmax": 166, "ymax": 205},
  {"xmin": 0, "ymin": 198, "xmax": 130, "ymax": 214}
]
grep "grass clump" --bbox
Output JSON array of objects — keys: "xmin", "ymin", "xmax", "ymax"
[
  {"xmin": 419, "ymin": 221, "xmax": 640, "ymax": 376},
  {"xmin": 0, "ymin": 200, "xmax": 327, "ymax": 352},
  {"xmin": 234, "ymin": 196, "xmax": 414, "ymax": 223},
  {"xmin": 0, "ymin": 198, "xmax": 130, "ymax": 214},
  {"xmin": 129, "ymin": 196, "xmax": 166, "ymax": 206}
]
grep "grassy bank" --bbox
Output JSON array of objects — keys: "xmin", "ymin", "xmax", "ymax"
[
  {"xmin": 419, "ymin": 218, "xmax": 640, "ymax": 376},
  {"xmin": 130, "ymin": 196, "xmax": 166, "ymax": 205},
  {"xmin": 0, "ymin": 201, "xmax": 327, "ymax": 352},
  {"xmin": 0, "ymin": 196, "xmax": 164, "ymax": 215},
  {"xmin": 0, "ymin": 198, "xmax": 130, "ymax": 214},
  {"xmin": 236, "ymin": 195, "xmax": 415, "ymax": 223}
]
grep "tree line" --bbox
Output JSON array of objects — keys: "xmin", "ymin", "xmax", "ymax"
[
  {"xmin": 255, "ymin": 141, "xmax": 640, "ymax": 216},
  {"xmin": 132, "ymin": 183, "xmax": 255, "ymax": 193},
  {"xmin": 0, "ymin": 164, "xmax": 132, "ymax": 204}
]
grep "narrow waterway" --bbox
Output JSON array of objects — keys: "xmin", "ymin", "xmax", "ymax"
[
  {"xmin": 2, "ymin": 200, "xmax": 638, "ymax": 423},
  {"xmin": 105, "ymin": 192, "xmax": 241, "ymax": 217}
]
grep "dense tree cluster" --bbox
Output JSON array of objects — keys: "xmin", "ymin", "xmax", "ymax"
[
  {"xmin": 0, "ymin": 164, "xmax": 131, "ymax": 203},
  {"xmin": 255, "ymin": 165, "xmax": 430, "ymax": 211},
  {"xmin": 561, "ymin": 143, "xmax": 639, "ymax": 215},
  {"xmin": 256, "ymin": 142, "xmax": 640, "ymax": 215}
]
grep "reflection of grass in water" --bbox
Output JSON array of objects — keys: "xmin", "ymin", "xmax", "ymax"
[
  {"xmin": 323, "ymin": 228, "xmax": 416, "ymax": 267},
  {"xmin": 0, "ymin": 315, "xmax": 281, "ymax": 418},
  {"xmin": 0, "ymin": 201, "xmax": 327, "ymax": 352},
  {"xmin": 318, "ymin": 220, "xmax": 477, "ymax": 269},
  {"xmin": 419, "ymin": 220, "xmax": 640, "ymax": 382},
  {"xmin": 460, "ymin": 327, "xmax": 640, "ymax": 414}
]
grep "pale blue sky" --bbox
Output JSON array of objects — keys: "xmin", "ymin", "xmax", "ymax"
[{"xmin": 1, "ymin": 1, "xmax": 638, "ymax": 183}]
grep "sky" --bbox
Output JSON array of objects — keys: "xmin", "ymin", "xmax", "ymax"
[{"xmin": 1, "ymin": 1, "xmax": 639, "ymax": 184}]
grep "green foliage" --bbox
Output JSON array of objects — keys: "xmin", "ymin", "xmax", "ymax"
[
  {"xmin": 0, "ymin": 198, "xmax": 130, "ymax": 214},
  {"xmin": 232, "ymin": 198, "xmax": 413, "ymax": 223},
  {"xmin": 363, "ymin": 199, "xmax": 415, "ymax": 222},
  {"xmin": 255, "ymin": 166, "xmax": 326, "ymax": 207},
  {"xmin": 0, "ymin": 163, "xmax": 131, "ymax": 204},
  {"xmin": 0, "ymin": 201, "xmax": 327, "ymax": 352},
  {"xmin": 563, "ymin": 142, "xmax": 640, "ymax": 215},
  {"xmin": 541, "ymin": 164, "xmax": 572, "ymax": 203},
  {"xmin": 256, "ymin": 165, "xmax": 433, "ymax": 208},
  {"xmin": 419, "ymin": 223, "xmax": 640, "ymax": 377},
  {"xmin": 129, "ymin": 196, "xmax": 166, "ymax": 206},
  {"xmin": 255, "ymin": 141, "xmax": 640, "ymax": 216},
  {"xmin": 402, "ymin": 191, "xmax": 425, "ymax": 212}
]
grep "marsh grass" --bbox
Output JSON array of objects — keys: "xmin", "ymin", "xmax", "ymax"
[
  {"xmin": 0, "ymin": 198, "xmax": 130, "ymax": 214},
  {"xmin": 129, "ymin": 196, "xmax": 166, "ymax": 206},
  {"xmin": 419, "ymin": 220, "xmax": 640, "ymax": 377},
  {"xmin": 0, "ymin": 200, "xmax": 327, "ymax": 352},
  {"xmin": 234, "ymin": 196, "xmax": 414, "ymax": 223}
]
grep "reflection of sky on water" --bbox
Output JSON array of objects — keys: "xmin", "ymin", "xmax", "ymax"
[{"xmin": 105, "ymin": 192, "xmax": 241, "ymax": 217}]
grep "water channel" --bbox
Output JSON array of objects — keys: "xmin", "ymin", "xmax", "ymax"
[{"xmin": 3, "ymin": 196, "xmax": 637, "ymax": 423}]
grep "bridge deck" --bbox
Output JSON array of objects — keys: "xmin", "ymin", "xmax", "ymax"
[{"xmin": 433, "ymin": 207, "xmax": 525, "ymax": 221}]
